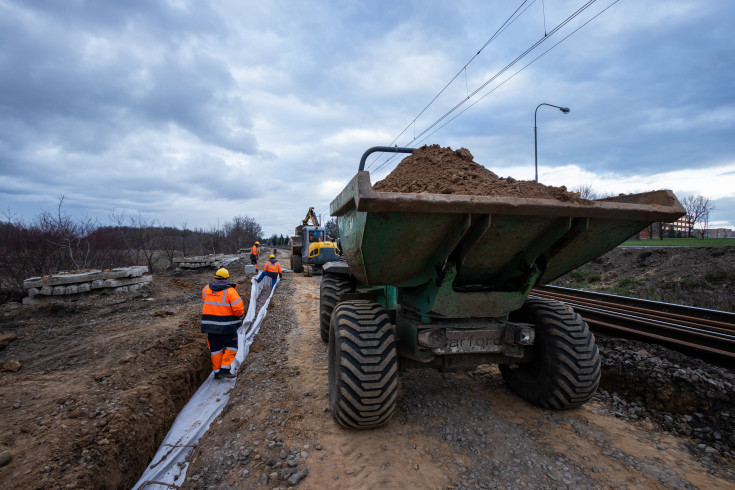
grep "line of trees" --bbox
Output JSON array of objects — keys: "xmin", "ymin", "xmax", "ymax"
[
  {"xmin": 0, "ymin": 198, "xmax": 264, "ymax": 300},
  {"xmin": 267, "ymin": 235, "xmax": 289, "ymax": 246},
  {"xmin": 644, "ymin": 195, "xmax": 715, "ymax": 239}
]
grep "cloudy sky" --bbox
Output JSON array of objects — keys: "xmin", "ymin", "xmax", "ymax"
[{"xmin": 1, "ymin": 0, "xmax": 733, "ymax": 238}]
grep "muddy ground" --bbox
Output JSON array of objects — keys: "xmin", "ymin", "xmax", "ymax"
[{"xmin": 1, "ymin": 247, "xmax": 734, "ymax": 489}]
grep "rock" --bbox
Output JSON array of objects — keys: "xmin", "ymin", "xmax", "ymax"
[
  {"xmin": 288, "ymin": 469, "xmax": 308, "ymax": 485},
  {"xmin": 1, "ymin": 361, "xmax": 21, "ymax": 372},
  {"xmin": 0, "ymin": 333, "xmax": 18, "ymax": 349},
  {"xmin": 0, "ymin": 451, "xmax": 12, "ymax": 467}
]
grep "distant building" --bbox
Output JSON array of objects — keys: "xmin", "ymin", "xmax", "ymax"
[
  {"xmin": 703, "ymin": 228, "xmax": 735, "ymax": 238},
  {"xmin": 634, "ymin": 216, "xmax": 733, "ymax": 239},
  {"xmin": 662, "ymin": 215, "xmax": 694, "ymax": 237}
]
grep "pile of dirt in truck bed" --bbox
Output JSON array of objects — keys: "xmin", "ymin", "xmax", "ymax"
[{"xmin": 373, "ymin": 144, "xmax": 586, "ymax": 202}]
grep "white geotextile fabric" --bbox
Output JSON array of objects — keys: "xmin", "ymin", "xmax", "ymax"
[{"xmin": 133, "ymin": 276, "xmax": 280, "ymax": 489}]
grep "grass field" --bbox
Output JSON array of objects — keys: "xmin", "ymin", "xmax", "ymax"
[{"xmin": 620, "ymin": 238, "xmax": 734, "ymax": 247}]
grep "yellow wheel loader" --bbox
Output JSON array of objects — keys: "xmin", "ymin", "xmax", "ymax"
[{"xmin": 289, "ymin": 207, "xmax": 340, "ymax": 276}]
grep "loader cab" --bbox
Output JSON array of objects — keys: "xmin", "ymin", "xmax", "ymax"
[{"xmin": 303, "ymin": 226, "xmax": 338, "ymax": 264}]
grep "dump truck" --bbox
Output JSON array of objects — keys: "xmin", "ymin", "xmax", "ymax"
[
  {"xmin": 290, "ymin": 207, "xmax": 340, "ymax": 276},
  {"xmin": 319, "ymin": 146, "xmax": 686, "ymax": 430}
]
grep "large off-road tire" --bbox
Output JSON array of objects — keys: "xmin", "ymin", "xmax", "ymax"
[
  {"xmin": 291, "ymin": 255, "xmax": 303, "ymax": 273},
  {"xmin": 500, "ymin": 297, "xmax": 600, "ymax": 410},
  {"xmin": 329, "ymin": 300, "xmax": 398, "ymax": 429},
  {"xmin": 319, "ymin": 273, "xmax": 353, "ymax": 343}
]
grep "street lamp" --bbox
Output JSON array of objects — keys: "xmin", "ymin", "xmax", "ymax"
[{"xmin": 534, "ymin": 103, "xmax": 570, "ymax": 182}]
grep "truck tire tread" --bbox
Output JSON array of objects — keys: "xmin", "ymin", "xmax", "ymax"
[
  {"xmin": 500, "ymin": 297, "xmax": 600, "ymax": 409},
  {"xmin": 329, "ymin": 300, "xmax": 398, "ymax": 429},
  {"xmin": 319, "ymin": 274, "xmax": 353, "ymax": 343},
  {"xmin": 291, "ymin": 255, "xmax": 303, "ymax": 273}
]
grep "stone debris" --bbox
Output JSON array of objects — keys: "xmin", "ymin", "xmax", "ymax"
[
  {"xmin": 22, "ymin": 266, "xmax": 152, "ymax": 305},
  {"xmin": 594, "ymin": 336, "xmax": 735, "ymax": 458},
  {"xmin": 174, "ymin": 254, "xmax": 224, "ymax": 270}
]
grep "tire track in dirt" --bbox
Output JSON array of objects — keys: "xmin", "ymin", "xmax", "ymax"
[{"xmin": 284, "ymin": 273, "xmax": 454, "ymax": 489}]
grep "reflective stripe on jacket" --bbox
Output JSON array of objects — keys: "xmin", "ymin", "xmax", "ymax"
[
  {"xmin": 263, "ymin": 261, "xmax": 282, "ymax": 274},
  {"xmin": 201, "ymin": 284, "xmax": 245, "ymax": 334}
]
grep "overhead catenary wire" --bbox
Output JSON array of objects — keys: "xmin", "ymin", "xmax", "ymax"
[
  {"xmin": 384, "ymin": 0, "xmax": 534, "ymax": 144},
  {"xmin": 365, "ymin": 0, "xmax": 539, "ymax": 173},
  {"xmin": 372, "ymin": 0, "xmax": 599, "ymax": 176},
  {"xmin": 411, "ymin": 0, "xmax": 622, "ymax": 149},
  {"xmin": 370, "ymin": 0, "xmax": 616, "ymax": 178}
]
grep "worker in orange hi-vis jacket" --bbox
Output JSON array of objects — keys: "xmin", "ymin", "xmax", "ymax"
[
  {"xmin": 249, "ymin": 241, "xmax": 260, "ymax": 272},
  {"xmin": 201, "ymin": 268, "xmax": 244, "ymax": 379},
  {"xmin": 255, "ymin": 254, "xmax": 283, "ymax": 287}
]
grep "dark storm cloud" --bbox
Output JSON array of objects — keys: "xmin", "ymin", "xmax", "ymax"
[{"xmin": 0, "ymin": 0, "xmax": 256, "ymax": 157}]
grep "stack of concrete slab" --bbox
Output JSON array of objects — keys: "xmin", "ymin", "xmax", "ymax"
[
  {"xmin": 23, "ymin": 266, "xmax": 152, "ymax": 305},
  {"xmin": 173, "ymin": 254, "xmax": 224, "ymax": 271}
]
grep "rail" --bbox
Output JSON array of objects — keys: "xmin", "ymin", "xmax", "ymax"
[{"xmin": 530, "ymin": 285, "xmax": 735, "ymax": 366}]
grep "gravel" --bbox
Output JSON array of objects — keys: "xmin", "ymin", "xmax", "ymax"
[{"xmin": 594, "ymin": 336, "xmax": 735, "ymax": 458}]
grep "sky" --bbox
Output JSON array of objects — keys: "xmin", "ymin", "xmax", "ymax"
[{"xmin": 1, "ymin": 0, "xmax": 734, "ymax": 238}]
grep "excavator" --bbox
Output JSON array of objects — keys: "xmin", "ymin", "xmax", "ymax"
[{"xmin": 289, "ymin": 207, "xmax": 340, "ymax": 276}]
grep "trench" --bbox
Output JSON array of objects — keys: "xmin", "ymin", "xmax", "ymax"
[{"xmin": 130, "ymin": 276, "xmax": 280, "ymax": 489}]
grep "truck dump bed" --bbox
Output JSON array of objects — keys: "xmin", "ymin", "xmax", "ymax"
[{"xmin": 330, "ymin": 171, "xmax": 685, "ymax": 290}]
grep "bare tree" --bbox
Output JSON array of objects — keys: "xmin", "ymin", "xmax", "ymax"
[
  {"xmin": 572, "ymin": 184, "xmax": 597, "ymax": 200},
  {"xmin": 224, "ymin": 216, "xmax": 262, "ymax": 252},
  {"xmin": 325, "ymin": 218, "xmax": 339, "ymax": 239},
  {"xmin": 201, "ymin": 223, "xmax": 222, "ymax": 255},
  {"xmin": 696, "ymin": 203, "xmax": 713, "ymax": 239},
  {"xmin": 110, "ymin": 210, "xmax": 160, "ymax": 272},
  {"xmin": 156, "ymin": 226, "xmax": 183, "ymax": 268},
  {"xmin": 570, "ymin": 185, "xmax": 612, "ymax": 200},
  {"xmin": 37, "ymin": 196, "xmax": 97, "ymax": 270},
  {"xmin": 681, "ymin": 195, "xmax": 714, "ymax": 238},
  {"xmin": 180, "ymin": 222, "xmax": 191, "ymax": 257}
]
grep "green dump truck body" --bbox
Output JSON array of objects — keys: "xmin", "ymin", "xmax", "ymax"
[{"xmin": 330, "ymin": 171, "xmax": 684, "ymax": 318}]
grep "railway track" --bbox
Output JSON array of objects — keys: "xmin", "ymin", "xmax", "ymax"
[{"xmin": 530, "ymin": 285, "xmax": 735, "ymax": 366}]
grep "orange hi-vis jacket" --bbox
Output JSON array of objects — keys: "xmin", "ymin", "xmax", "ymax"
[
  {"xmin": 250, "ymin": 245, "xmax": 258, "ymax": 255},
  {"xmin": 201, "ymin": 282, "xmax": 245, "ymax": 334},
  {"xmin": 263, "ymin": 261, "xmax": 282, "ymax": 274}
]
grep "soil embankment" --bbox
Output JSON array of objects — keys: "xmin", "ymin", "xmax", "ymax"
[{"xmin": 552, "ymin": 245, "xmax": 735, "ymax": 312}]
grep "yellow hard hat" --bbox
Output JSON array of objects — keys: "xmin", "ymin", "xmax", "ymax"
[
  {"xmin": 214, "ymin": 268, "xmax": 229, "ymax": 279},
  {"xmin": 255, "ymin": 241, "xmax": 260, "ymax": 245},
  {"xmin": 269, "ymin": 254, "xmax": 275, "ymax": 259}
]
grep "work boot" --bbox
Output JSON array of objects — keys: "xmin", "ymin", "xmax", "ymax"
[
  {"xmin": 213, "ymin": 371, "xmax": 221, "ymax": 379},
  {"xmin": 219, "ymin": 368, "xmax": 236, "ymax": 379}
]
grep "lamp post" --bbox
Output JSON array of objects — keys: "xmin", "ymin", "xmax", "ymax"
[{"xmin": 534, "ymin": 103, "xmax": 570, "ymax": 182}]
